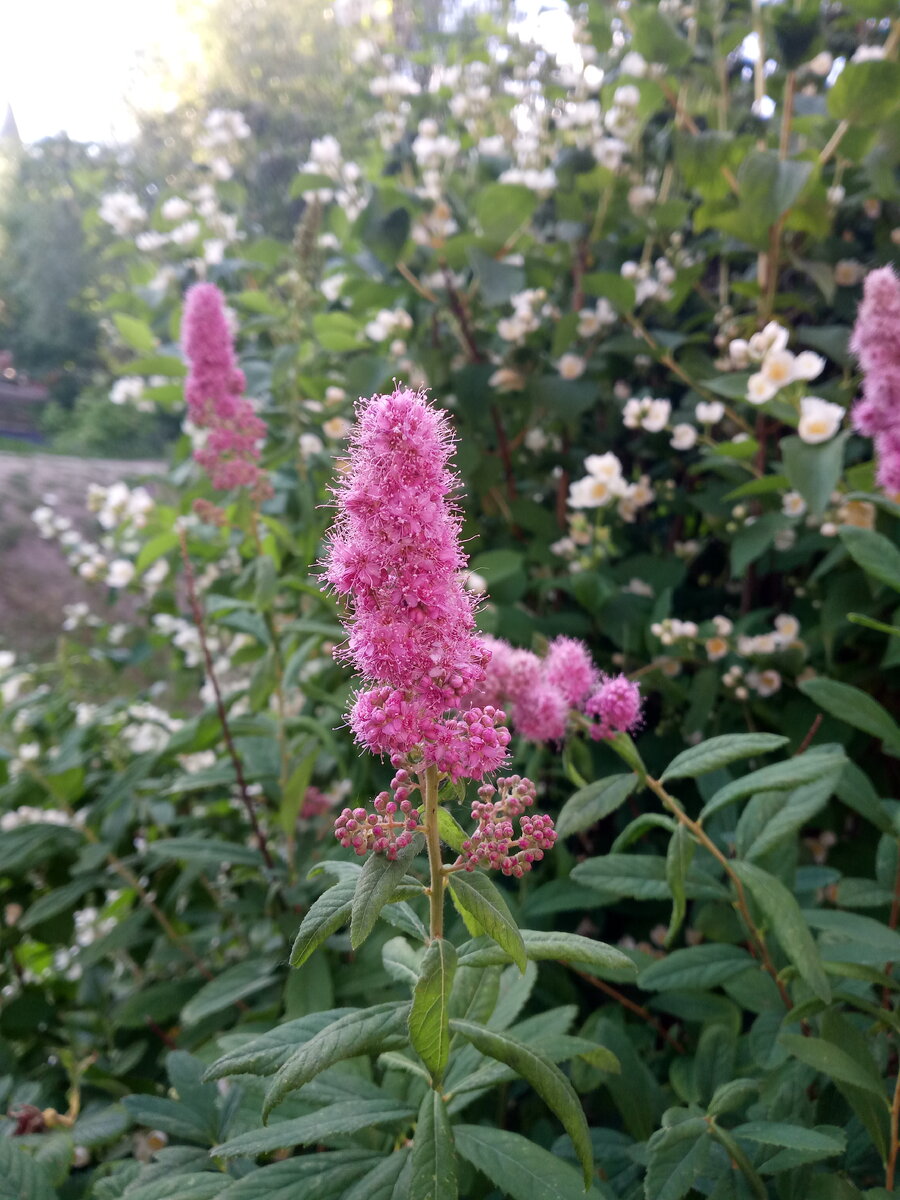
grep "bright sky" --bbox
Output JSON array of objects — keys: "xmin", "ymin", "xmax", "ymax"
[{"xmin": 0, "ymin": 0, "xmax": 196, "ymax": 144}]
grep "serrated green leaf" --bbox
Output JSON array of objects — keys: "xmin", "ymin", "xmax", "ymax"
[
  {"xmin": 351, "ymin": 835, "xmax": 424, "ymax": 949},
  {"xmin": 263, "ymin": 1002, "xmax": 411, "ymax": 1119},
  {"xmin": 556, "ymin": 774, "xmax": 637, "ymax": 837},
  {"xmin": 448, "ymin": 872, "xmax": 526, "ymax": 972},
  {"xmin": 216, "ymin": 1151, "xmax": 382, "ymax": 1199},
  {"xmin": 799, "ymin": 677, "xmax": 900, "ymax": 756},
  {"xmin": 410, "ymin": 1089, "xmax": 457, "ymax": 1200},
  {"xmin": 455, "ymin": 1125, "xmax": 611, "ymax": 1200},
  {"xmin": 780, "ymin": 1033, "xmax": 886, "ymax": 1100},
  {"xmin": 456, "ymin": 930, "xmax": 636, "ymax": 974},
  {"xmin": 732, "ymin": 1121, "xmax": 845, "ymax": 1156},
  {"xmin": 290, "ymin": 879, "xmax": 355, "ymax": 968},
  {"xmin": 203, "ymin": 1008, "xmax": 356, "ymax": 1080},
  {"xmin": 409, "ymin": 938, "xmax": 457, "ymax": 1083},
  {"xmin": 571, "ymin": 854, "xmax": 728, "ymax": 901},
  {"xmin": 639, "ymin": 944, "xmax": 755, "ymax": 992},
  {"xmin": 644, "ymin": 1117, "xmax": 711, "ymax": 1200},
  {"xmin": 181, "ymin": 959, "xmax": 277, "ymax": 1025},
  {"xmin": 731, "ymin": 862, "xmax": 831, "ymax": 1002},
  {"xmin": 665, "ymin": 824, "xmax": 693, "ymax": 946},
  {"xmin": 661, "ymin": 734, "xmax": 789, "ymax": 782},
  {"xmin": 115, "ymin": 1175, "xmax": 222, "ymax": 1200},
  {"xmin": 745, "ymin": 771, "xmax": 842, "ymax": 861},
  {"xmin": 450, "ymin": 1019, "xmax": 593, "ymax": 1188},
  {"xmin": 699, "ymin": 749, "xmax": 846, "ymax": 821},
  {"xmin": 212, "ymin": 1098, "xmax": 416, "ymax": 1158},
  {"xmin": 0, "ymin": 1137, "xmax": 58, "ymax": 1200},
  {"xmin": 342, "ymin": 1150, "xmax": 411, "ymax": 1200}
]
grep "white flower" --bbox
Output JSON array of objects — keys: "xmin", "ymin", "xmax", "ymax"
[
  {"xmin": 107, "ymin": 560, "xmax": 135, "ymax": 589},
  {"xmin": 747, "ymin": 372, "xmax": 777, "ymax": 404},
  {"xmin": 0, "ymin": 650, "xmax": 15, "ymax": 670},
  {"xmin": 98, "ymin": 191, "xmax": 146, "ymax": 235},
  {"xmin": 798, "ymin": 396, "xmax": 844, "ymax": 444},
  {"xmin": 782, "ymin": 490, "xmax": 807, "ymax": 517},
  {"xmin": 695, "ymin": 401, "xmax": 724, "ymax": 424},
  {"xmin": 557, "ymin": 353, "xmax": 586, "ymax": 380},
  {"xmin": 614, "ymin": 84, "xmax": 640, "ymax": 108},
  {"xmin": 110, "ymin": 377, "xmax": 145, "ymax": 406},
  {"xmin": 584, "ymin": 452, "xmax": 624, "ymax": 483},
  {"xmin": 713, "ymin": 615, "xmax": 733, "ymax": 637},
  {"xmin": 760, "ymin": 348, "xmax": 796, "ymax": 390},
  {"xmin": 706, "ymin": 637, "xmax": 729, "ymax": 661},
  {"xmin": 299, "ymin": 433, "xmax": 324, "ymax": 458},
  {"xmin": 642, "ymin": 398, "xmax": 671, "ymax": 432},
  {"xmin": 322, "ymin": 417, "xmax": 351, "ymax": 440},
  {"xmin": 826, "ymin": 185, "xmax": 845, "ymax": 206},
  {"xmin": 489, "ymin": 367, "xmax": 525, "ymax": 393},
  {"xmin": 325, "ymin": 386, "xmax": 346, "ymax": 405},
  {"xmin": 161, "ymin": 196, "xmax": 192, "ymax": 222},
  {"xmin": 749, "ymin": 668, "xmax": 782, "ymax": 697},
  {"xmin": 852, "ymin": 45, "xmax": 885, "ymax": 63},
  {"xmin": 465, "ymin": 571, "xmax": 488, "ymax": 595},
  {"xmin": 568, "ymin": 475, "xmax": 617, "ymax": 508},
  {"xmin": 524, "ymin": 428, "xmax": 548, "ymax": 452},
  {"xmin": 729, "ymin": 338, "xmax": 751, "ymax": 368},
  {"xmin": 748, "ymin": 321, "xmax": 789, "ymax": 360},
  {"xmin": 774, "ymin": 614, "xmax": 800, "ymax": 645},
  {"xmin": 670, "ymin": 424, "xmax": 697, "ymax": 451},
  {"xmin": 793, "ymin": 351, "xmax": 825, "ymax": 381}
]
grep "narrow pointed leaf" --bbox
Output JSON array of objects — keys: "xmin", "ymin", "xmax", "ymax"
[
  {"xmin": 780, "ymin": 1033, "xmax": 887, "ymax": 1100},
  {"xmin": 731, "ymin": 862, "xmax": 831, "ymax": 1002},
  {"xmin": 263, "ymin": 1002, "xmax": 411, "ymax": 1119},
  {"xmin": 212, "ymin": 1099, "xmax": 416, "ymax": 1158},
  {"xmin": 351, "ymin": 834, "xmax": 424, "ymax": 949},
  {"xmin": 455, "ymin": 1125, "xmax": 611, "ymax": 1200},
  {"xmin": 448, "ymin": 871, "xmax": 526, "ymax": 972},
  {"xmin": 456, "ymin": 930, "xmax": 636, "ymax": 975},
  {"xmin": 700, "ymin": 749, "xmax": 846, "ymax": 821},
  {"xmin": 410, "ymin": 1089, "xmax": 457, "ymax": 1200},
  {"xmin": 409, "ymin": 938, "xmax": 457, "ymax": 1084},
  {"xmin": 556, "ymin": 774, "xmax": 637, "ymax": 837},
  {"xmin": 449, "ymin": 1018, "xmax": 593, "ymax": 1188},
  {"xmin": 290, "ymin": 879, "xmax": 355, "ymax": 967},
  {"xmin": 661, "ymin": 733, "xmax": 789, "ymax": 782}
]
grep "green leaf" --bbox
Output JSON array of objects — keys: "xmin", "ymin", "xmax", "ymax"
[
  {"xmin": 212, "ymin": 1098, "xmax": 416, "ymax": 1158},
  {"xmin": 737, "ymin": 152, "xmax": 815, "ymax": 241},
  {"xmin": 571, "ymin": 854, "xmax": 727, "ymax": 901},
  {"xmin": 730, "ymin": 513, "xmax": 791, "ymax": 576},
  {"xmin": 410, "ymin": 1090, "xmax": 457, "ymax": 1200},
  {"xmin": 556, "ymin": 774, "xmax": 637, "ymax": 837},
  {"xmin": 644, "ymin": 1117, "xmax": 711, "ymax": 1200},
  {"xmin": 342, "ymin": 1151, "xmax": 411, "ymax": 1200},
  {"xmin": 457, "ymin": 930, "xmax": 636, "ymax": 975},
  {"xmin": 263, "ymin": 1002, "xmax": 411, "ymax": 1119},
  {"xmin": 450, "ymin": 1019, "xmax": 593, "ymax": 1188},
  {"xmin": 662, "ymin": 734, "xmax": 789, "ymax": 782},
  {"xmin": 744, "ymin": 772, "xmax": 843, "ymax": 861},
  {"xmin": 630, "ymin": 8, "xmax": 692, "ymax": 68},
  {"xmin": 828, "ymin": 60, "xmax": 900, "ymax": 123},
  {"xmin": 639, "ymin": 944, "xmax": 755, "ymax": 992},
  {"xmin": 20, "ymin": 874, "xmax": 103, "ymax": 930},
  {"xmin": 730, "ymin": 862, "xmax": 831, "ymax": 1002},
  {"xmin": 216, "ymin": 1151, "xmax": 382, "ymax": 1200},
  {"xmin": 699, "ymin": 749, "xmax": 846, "ymax": 821},
  {"xmin": 312, "ymin": 312, "xmax": 361, "ymax": 352},
  {"xmin": 448, "ymin": 872, "xmax": 527, "ymax": 972},
  {"xmin": 799, "ymin": 678, "xmax": 900, "ymax": 756},
  {"xmin": 840, "ymin": 525, "xmax": 900, "ymax": 592},
  {"xmin": 455, "ymin": 1125, "xmax": 611, "ymax": 1200},
  {"xmin": 732, "ymin": 1121, "xmax": 845, "ymax": 1157},
  {"xmin": 665, "ymin": 824, "xmax": 694, "ymax": 946},
  {"xmin": 435, "ymin": 807, "xmax": 468, "ymax": 853},
  {"xmin": 780, "ymin": 1034, "xmax": 886, "ymax": 1100},
  {"xmin": 203, "ymin": 1008, "xmax": 356, "ymax": 1080},
  {"xmin": 135, "ymin": 532, "xmax": 180, "ymax": 573},
  {"xmin": 409, "ymin": 939, "xmax": 457, "ymax": 1084},
  {"xmin": 781, "ymin": 433, "xmax": 848, "ymax": 519},
  {"xmin": 351, "ymin": 834, "xmax": 424, "ymax": 949},
  {"xmin": 290, "ymin": 879, "xmax": 355, "ymax": 968},
  {"xmin": 475, "ymin": 184, "xmax": 537, "ymax": 242},
  {"xmin": 181, "ymin": 959, "xmax": 277, "ymax": 1025},
  {"xmin": 122, "ymin": 1175, "xmax": 223, "ymax": 1200},
  {"xmin": 145, "ymin": 837, "xmax": 263, "ymax": 867},
  {"xmin": 112, "ymin": 312, "xmax": 157, "ymax": 353},
  {"xmin": 0, "ymin": 1137, "xmax": 58, "ymax": 1200}
]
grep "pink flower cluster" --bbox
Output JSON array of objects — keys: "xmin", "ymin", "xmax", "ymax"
[
  {"xmin": 323, "ymin": 386, "xmax": 508, "ymax": 781},
  {"xmin": 850, "ymin": 265, "xmax": 900, "ymax": 494},
  {"xmin": 181, "ymin": 282, "xmax": 268, "ymax": 491},
  {"xmin": 334, "ymin": 769, "xmax": 421, "ymax": 859},
  {"xmin": 470, "ymin": 634, "xmax": 642, "ymax": 743},
  {"xmin": 454, "ymin": 776, "xmax": 557, "ymax": 877}
]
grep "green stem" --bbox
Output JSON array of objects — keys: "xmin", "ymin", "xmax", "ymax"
[{"xmin": 423, "ymin": 764, "xmax": 445, "ymax": 940}]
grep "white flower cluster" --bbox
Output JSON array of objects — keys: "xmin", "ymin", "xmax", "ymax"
[
  {"xmin": 99, "ymin": 191, "xmax": 146, "ymax": 236},
  {"xmin": 87, "ymin": 482, "xmax": 154, "ymax": 531},
  {"xmin": 120, "ymin": 702, "xmax": 184, "ymax": 756},
  {"xmin": 728, "ymin": 321, "xmax": 824, "ymax": 402},
  {"xmin": 498, "ymin": 289, "xmax": 550, "ymax": 344},
  {"xmin": 365, "ymin": 307, "xmax": 414, "ymax": 342},
  {"xmin": 200, "ymin": 109, "xmax": 251, "ymax": 147},
  {"xmin": 299, "ymin": 135, "xmax": 366, "ymax": 219},
  {"xmin": 0, "ymin": 804, "xmax": 81, "ymax": 830},
  {"xmin": 110, "ymin": 377, "xmax": 156, "ymax": 412},
  {"xmin": 577, "ymin": 299, "xmax": 616, "ymax": 338},
  {"xmin": 135, "ymin": 184, "xmax": 243, "ymax": 270},
  {"xmin": 621, "ymin": 257, "xmax": 676, "ymax": 305},
  {"xmin": 567, "ymin": 451, "xmax": 655, "ymax": 520},
  {"xmin": 623, "ymin": 395, "xmax": 671, "ymax": 432}
]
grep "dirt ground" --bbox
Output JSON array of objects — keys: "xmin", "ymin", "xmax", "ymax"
[{"xmin": 0, "ymin": 452, "xmax": 165, "ymax": 658}]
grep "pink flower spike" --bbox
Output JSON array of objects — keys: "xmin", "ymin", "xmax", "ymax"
[
  {"xmin": 584, "ymin": 674, "xmax": 643, "ymax": 741},
  {"xmin": 850, "ymin": 265, "xmax": 900, "ymax": 493},
  {"xmin": 181, "ymin": 282, "xmax": 268, "ymax": 492}
]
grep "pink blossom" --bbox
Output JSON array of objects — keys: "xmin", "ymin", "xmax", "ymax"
[
  {"xmin": 181, "ymin": 282, "xmax": 267, "ymax": 491},
  {"xmin": 513, "ymin": 682, "xmax": 569, "ymax": 743},
  {"xmin": 455, "ymin": 776, "xmax": 557, "ymax": 877},
  {"xmin": 850, "ymin": 265, "xmax": 900, "ymax": 493},
  {"xmin": 543, "ymin": 636, "xmax": 597, "ymax": 704},
  {"xmin": 584, "ymin": 674, "xmax": 643, "ymax": 741}
]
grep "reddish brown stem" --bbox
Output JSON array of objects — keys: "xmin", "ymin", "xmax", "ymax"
[
  {"xmin": 573, "ymin": 968, "xmax": 686, "ymax": 1054},
  {"xmin": 179, "ymin": 530, "xmax": 277, "ymax": 875},
  {"xmin": 794, "ymin": 714, "xmax": 822, "ymax": 757}
]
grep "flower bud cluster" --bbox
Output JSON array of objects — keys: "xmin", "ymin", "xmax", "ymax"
[
  {"xmin": 456, "ymin": 775, "xmax": 556, "ymax": 877},
  {"xmin": 333, "ymin": 770, "xmax": 421, "ymax": 859}
]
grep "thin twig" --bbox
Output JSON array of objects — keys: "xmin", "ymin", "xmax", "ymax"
[
  {"xmin": 179, "ymin": 529, "xmax": 277, "ymax": 874},
  {"xmin": 572, "ymin": 968, "xmax": 686, "ymax": 1054},
  {"xmin": 794, "ymin": 714, "xmax": 822, "ymax": 757}
]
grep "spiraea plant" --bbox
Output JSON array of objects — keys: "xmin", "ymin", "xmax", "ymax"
[{"xmin": 202, "ymin": 386, "xmax": 638, "ymax": 1196}]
